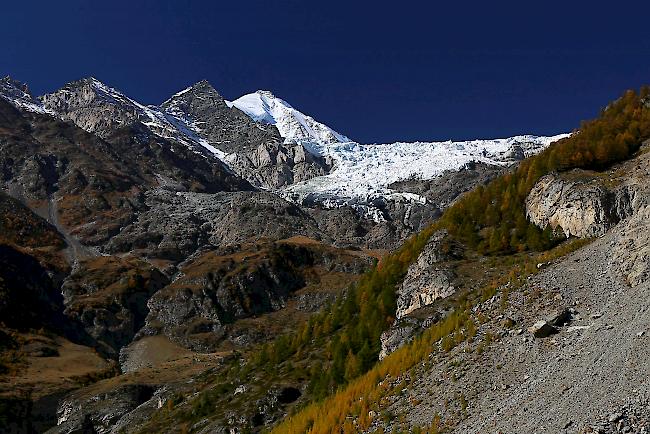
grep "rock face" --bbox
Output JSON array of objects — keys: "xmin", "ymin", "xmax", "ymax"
[
  {"xmin": 105, "ymin": 188, "xmax": 327, "ymax": 261},
  {"xmin": 380, "ymin": 230, "xmax": 462, "ymax": 359},
  {"xmin": 379, "ymin": 315, "xmax": 440, "ymax": 360},
  {"xmin": 41, "ymin": 77, "xmax": 146, "ymax": 139},
  {"xmin": 528, "ymin": 320, "xmax": 558, "ymax": 338},
  {"xmin": 526, "ymin": 142, "xmax": 650, "ymax": 288},
  {"xmin": 48, "ymin": 384, "xmax": 157, "ymax": 434},
  {"xmin": 526, "ymin": 140, "xmax": 650, "ymax": 240},
  {"xmin": 525, "ymin": 173, "xmax": 632, "ymax": 238},
  {"xmin": 611, "ymin": 206, "xmax": 650, "ymax": 286},
  {"xmin": 161, "ymin": 80, "xmax": 283, "ymax": 156},
  {"xmin": 161, "ymin": 80, "xmax": 332, "ymax": 189},
  {"xmin": 396, "ymin": 230, "xmax": 462, "ymax": 319},
  {"xmin": 225, "ymin": 141, "xmax": 332, "ymax": 189},
  {"xmin": 61, "ymin": 257, "xmax": 170, "ymax": 358}
]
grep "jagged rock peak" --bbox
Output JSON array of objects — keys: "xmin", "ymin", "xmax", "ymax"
[
  {"xmin": 192, "ymin": 78, "xmax": 217, "ymax": 92},
  {"xmin": 40, "ymin": 76, "xmax": 184, "ymax": 141},
  {"xmin": 42, "ymin": 76, "xmax": 142, "ymax": 109},
  {"xmin": 1, "ymin": 75, "xmax": 30, "ymax": 94},
  {"xmin": 162, "ymin": 79, "xmax": 224, "ymax": 108},
  {"xmin": 0, "ymin": 76, "xmax": 53, "ymax": 114}
]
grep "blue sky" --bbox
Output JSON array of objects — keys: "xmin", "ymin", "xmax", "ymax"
[{"xmin": 2, "ymin": 0, "xmax": 649, "ymax": 143}]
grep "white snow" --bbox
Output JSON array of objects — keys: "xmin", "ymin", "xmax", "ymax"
[
  {"xmin": 0, "ymin": 77, "xmax": 55, "ymax": 115},
  {"xmin": 98, "ymin": 80, "xmax": 567, "ymax": 214},
  {"xmin": 281, "ymin": 134, "xmax": 569, "ymax": 203},
  {"xmin": 226, "ymin": 89, "xmax": 568, "ymax": 210},
  {"xmin": 226, "ymin": 90, "xmax": 351, "ymax": 156}
]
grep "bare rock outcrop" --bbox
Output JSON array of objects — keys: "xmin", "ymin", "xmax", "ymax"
[
  {"xmin": 41, "ymin": 77, "xmax": 143, "ymax": 139},
  {"xmin": 380, "ymin": 231, "xmax": 462, "ymax": 359},
  {"xmin": 396, "ymin": 230, "xmax": 462, "ymax": 319},
  {"xmin": 526, "ymin": 141, "xmax": 650, "ymax": 240},
  {"xmin": 611, "ymin": 205, "xmax": 650, "ymax": 287},
  {"xmin": 47, "ymin": 384, "xmax": 157, "ymax": 434},
  {"xmin": 525, "ymin": 173, "xmax": 631, "ymax": 238},
  {"xmin": 527, "ymin": 142, "xmax": 650, "ymax": 287},
  {"xmin": 225, "ymin": 140, "xmax": 332, "ymax": 189}
]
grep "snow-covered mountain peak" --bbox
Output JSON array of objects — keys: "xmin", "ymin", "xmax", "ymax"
[
  {"xmin": 0, "ymin": 76, "xmax": 53, "ymax": 115},
  {"xmin": 226, "ymin": 90, "xmax": 352, "ymax": 156}
]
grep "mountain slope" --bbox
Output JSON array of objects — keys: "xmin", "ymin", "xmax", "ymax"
[
  {"xmin": 268, "ymin": 85, "xmax": 650, "ymax": 434},
  {"xmin": 162, "ymin": 81, "xmax": 283, "ymax": 156},
  {"xmin": 0, "ymin": 77, "xmax": 377, "ymax": 433},
  {"xmin": 226, "ymin": 90, "xmax": 351, "ymax": 156},
  {"xmin": 40, "ymin": 77, "xmax": 230, "ymax": 160},
  {"xmin": 3, "ymin": 73, "xmax": 615, "ymax": 434},
  {"xmin": 162, "ymin": 81, "xmax": 332, "ymax": 189}
]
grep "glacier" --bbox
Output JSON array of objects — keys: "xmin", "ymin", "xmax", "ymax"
[{"xmin": 282, "ymin": 134, "xmax": 569, "ymax": 201}]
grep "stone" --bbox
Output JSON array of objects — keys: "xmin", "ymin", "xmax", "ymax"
[
  {"xmin": 528, "ymin": 320, "xmax": 559, "ymax": 338},
  {"xmin": 379, "ymin": 322, "xmax": 417, "ymax": 360},
  {"xmin": 548, "ymin": 308, "xmax": 572, "ymax": 327},
  {"xmin": 609, "ymin": 412, "xmax": 623, "ymax": 423}
]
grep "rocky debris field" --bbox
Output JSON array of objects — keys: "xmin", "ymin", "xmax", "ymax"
[{"xmin": 371, "ymin": 230, "xmax": 650, "ymax": 433}]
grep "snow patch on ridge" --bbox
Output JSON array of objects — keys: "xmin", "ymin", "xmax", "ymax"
[
  {"xmin": 0, "ymin": 76, "xmax": 55, "ymax": 115},
  {"xmin": 75, "ymin": 78, "xmax": 228, "ymax": 162}
]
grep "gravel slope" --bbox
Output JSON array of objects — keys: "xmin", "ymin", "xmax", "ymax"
[{"xmin": 386, "ymin": 230, "xmax": 649, "ymax": 433}]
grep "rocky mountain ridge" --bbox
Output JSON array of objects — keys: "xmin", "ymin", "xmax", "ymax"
[
  {"xmin": 161, "ymin": 81, "xmax": 332, "ymax": 189},
  {"xmin": 2, "ymin": 75, "xmax": 565, "ymax": 219}
]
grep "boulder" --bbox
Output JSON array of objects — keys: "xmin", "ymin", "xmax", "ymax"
[
  {"xmin": 548, "ymin": 308, "xmax": 572, "ymax": 327},
  {"xmin": 528, "ymin": 320, "xmax": 559, "ymax": 338}
]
